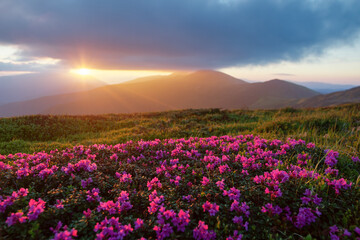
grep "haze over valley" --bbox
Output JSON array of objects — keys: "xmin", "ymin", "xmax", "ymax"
[{"xmin": 0, "ymin": 70, "xmax": 359, "ymax": 117}]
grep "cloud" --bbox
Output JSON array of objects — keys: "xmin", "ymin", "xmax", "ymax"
[
  {"xmin": 0, "ymin": 61, "xmax": 42, "ymax": 72},
  {"xmin": 0, "ymin": 59, "xmax": 61, "ymax": 72},
  {"xmin": 0, "ymin": 0, "xmax": 359, "ymax": 70},
  {"xmin": 273, "ymin": 73, "xmax": 296, "ymax": 77}
]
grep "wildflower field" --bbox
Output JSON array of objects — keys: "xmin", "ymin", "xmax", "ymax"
[{"xmin": 1, "ymin": 104, "xmax": 360, "ymax": 239}]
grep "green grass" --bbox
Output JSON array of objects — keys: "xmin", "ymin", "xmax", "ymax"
[{"xmin": 0, "ymin": 104, "xmax": 359, "ymax": 158}]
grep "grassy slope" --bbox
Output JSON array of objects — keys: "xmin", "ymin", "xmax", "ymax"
[{"xmin": 0, "ymin": 104, "xmax": 359, "ymax": 158}]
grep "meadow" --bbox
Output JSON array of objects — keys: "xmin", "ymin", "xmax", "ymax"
[
  {"xmin": 1, "ymin": 104, "xmax": 359, "ymax": 157},
  {"xmin": 0, "ymin": 104, "xmax": 359, "ymax": 239}
]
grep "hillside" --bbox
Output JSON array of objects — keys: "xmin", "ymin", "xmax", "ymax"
[
  {"xmin": 294, "ymin": 86, "xmax": 360, "ymax": 108},
  {"xmin": 0, "ymin": 72, "xmax": 105, "ymax": 105},
  {"xmin": 0, "ymin": 70, "xmax": 319, "ymax": 117},
  {"xmin": 1, "ymin": 103, "xmax": 359, "ymax": 156},
  {"xmin": 293, "ymin": 81, "xmax": 356, "ymax": 94}
]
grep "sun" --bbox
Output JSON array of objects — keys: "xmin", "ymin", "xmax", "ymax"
[{"xmin": 72, "ymin": 68, "xmax": 91, "ymax": 75}]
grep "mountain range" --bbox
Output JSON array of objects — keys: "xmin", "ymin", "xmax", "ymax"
[
  {"xmin": 293, "ymin": 81, "xmax": 356, "ymax": 94},
  {"xmin": 294, "ymin": 86, "xmax": 360, "ymax": 108},
  {"xmin": 0, "ymin": 70, "xmax": 358, "ymax": 117}
]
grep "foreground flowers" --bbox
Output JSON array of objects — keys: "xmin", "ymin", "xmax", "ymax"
[{"xmin": 0, "ymin": 135, "xmax": 359, "ymax": 239}]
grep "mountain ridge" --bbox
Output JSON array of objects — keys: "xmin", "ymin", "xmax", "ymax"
[
  {"xmin": 0, "ymin": 70, "xmax": 328, "ymax": 117},
  {"xmin": 294, "ymin": 86, "xmax": 360, "ymax": 108}
]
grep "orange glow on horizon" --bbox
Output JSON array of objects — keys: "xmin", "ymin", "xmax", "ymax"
[
  {"xmin": 69, "ymin": 68, "xmax": 173, "ymax": 84},
  {"xmin": 71, "ymin": 68, "xmax": 92, "ymax": 75}
]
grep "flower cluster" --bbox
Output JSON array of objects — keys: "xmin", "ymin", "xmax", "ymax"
[
  {"xmin": 5, "ymin": 211, "xmax": 27, "ymax": 226},
  {"xmin": 51, "ymin": 221, "xmax": 78, "ymax": 240},
  {"xmin": 87, "ymin": 188, "xmax": 102, "ymax": 202},
  {"xmin": 327, "ymin": 178, "xmax": 352, "ymax": 195},
  {"xmin": 328, "ymin": 225, "xmax": 352, "ymax": 240},
  {"xmin": 253, "ymin": 169, "xmax": 289, "ymax": 198},
  {"xmin": 81, "ymin": 177, "xmax": 93, "ymax": 188},
  {"xmin": 261, "ymin": 203, "xmax": 283, "ymax": 216},
  {"xmin": 301, "ymin": 189, "xmax": 322, "ymax": 205},
  {"xmin": 97, "ymin": 191, "xmax": 132, "ymax": 214},
  {"xmin": 147, "ymin": 177, "xmax": 162, "ymax": 191},
  {"xmin": 115, "ymin": 171, "xmax": 133, "ymax": 183},
  {"xmin": 6, "ymin": 198, "xmax": 46, "ymax": 226},
  {"xmin": 230, "ymin": 201, "xmax": 250, "ymax": 218},
  {"xmin": 148, "ymin": 190, "xmax": 165, "ymax": 214},
  {"xmin": 0, "ymin": 188, "xmax": 28, "ymax": 213},
  {"xmin": 223, "ymin": 187, "xmax": 241, "ymax": 201},
  {"xmin": 324, "ymin": 150, "xmax": 339, "ymax": 167},
  {"xmin": 294, "ymin": 207, "xmax": 321, "ymax": 229},
  {"xmin": 201, "ymin": 176, "xmax": 210, "ymax": 186},
  {"xmin": 193, "ymin": 221, "xmax": 216, "ymax": 240},
  {"xmin": 28, "ymin": 198, "xmax": 46, "ymax": 221},
  {"xmin": 297, "ymin": 153, "xmax": 310, "ymax": 166},
  {"xmin": 202, "ymin": 201, "xmax": 219, "ymax": 216},
  {"xmin": 0, "ymin": 135, "xmax": 359, "ymax": 239},
  {"xmin": 62, "ymin": 159, "xmax": 97, "ymax": 175},
  {"xmin": 94, "ymin": 217, "xmax": 133, "ymax": 240}
]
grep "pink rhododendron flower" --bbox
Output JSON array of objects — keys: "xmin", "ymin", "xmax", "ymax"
[
  {"xmin": 352, "ymin": 156, "xmax": 360, "ymax": 163},
  {"xmin": 230, "ymin": 201, "xmax": 250, "ymax": 218},
  {"xmin": 201, "ymin": 177, "xmax": 210, "ymax": 186},
  {"xmin": 87, "ymin": 188, "xmax": 101, "ymax": 202},
  {"xmin": 327, "ymin": 178, "xmax": 352, "ymax": 195},
  {"xmin": 134, "ymin": 218, "xmax": 144, "ymax": 230},
  {"xmin": 147, "ymin": 177, "xmax": 162, "ymax": 191},
  {"xmin": 232, "ymin": 216, "xmax": 249, "ymax": 231},
  {"xmin": 354, "ymin": 227, "xmax": 360, "ymax": 236},
  {"xmin": 202, "ymin": 201, "xmax": 219, "ymax": 216},
  {"xmin": 51, "ymin": 222, "xmax": 78, "ymax": 240},
  {"xmin": 83, "ymin": 209, "xmax": 91, "ymax": 218},
  {"xmin": 216, "ymin": 179, "xmax": 225, "ymax": 190},
  {"xmin": 294, "ymin": 207, "xmax": 320, "ymax": 229},
  {"xmin": 227, "ymin": 230, "xmax": 243, "ymax": 240},
  {"xmin": 81, "ymin": 177, "xmax": 93, "ymax": 188},
  {"xmin": 193, "ymin": 221, "xmax": 216, "ymax": 240},
  {"xmin": 219, "ymin": 164, "xmax": 230, "ymax": 174},
  {"xmin": 110, "ymin": 153, "xmax": 118, "ymax": 161},
  {"xmin": 55, "ymin": 199, "xmax": 64, "ymax": 209},
  {"xmin": 153, "ymin": 223, "xmax": 173, "ymax": 240},
  {"xmin": 172, "ymin": 209, "xmax": 190, "ymax": 232},
  {"xmin": 94, "ymin": 217, "xmax": 133, "ymax": 239},
  {"xmin": 116, "ymin": 171, "xmax": 133, "ymax": 183},
  {"xmin": 28, "ymin": 198, "xmax": 46, "ymax": 221},
  {"xmin": 0, "ymin": 188, "xmax": 28, "ymax": 213},
  {"xmin": 324, "ymin": 150, "xmax": 339, "ymax": 167},
  {"xmin": 74, "ymin": 159, "xmax": 97, "ymax": 172},
  {"xmin": 6, "ymin": 211, "xmax": 27, "ymax": 226},
  {"xmin": 223, "ymin": 187, "xmax": 241, "ymax": 200}
]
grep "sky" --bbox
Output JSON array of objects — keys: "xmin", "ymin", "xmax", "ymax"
[{"xmin": 0, "ymin": 0, "xmax": 359, "ymax": 84}]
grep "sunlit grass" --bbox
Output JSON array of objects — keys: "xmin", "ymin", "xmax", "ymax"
[{"xmin": 0, "ymin": 104, "xmax": 359, "ymax": 157}]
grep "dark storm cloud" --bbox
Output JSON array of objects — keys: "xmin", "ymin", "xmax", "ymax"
[{"xmin": 0, "ymin": 0, "xmax": 359, "ymax": 70}]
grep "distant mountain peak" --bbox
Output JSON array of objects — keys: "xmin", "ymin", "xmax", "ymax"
[
  {"xmin": 294, "ymin": 85, "xmax": 360, "ymax": 108},
  {"xmin": 267, "ymin": 79, "xmax": 291, "ymax": 83},
  {"xmin": 183, "ymin": 69, "xmax": 248, "ymax": 85},
  {"xmin": 189, "ymin": 69, "xmax": 235, "ymax": 77}
]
